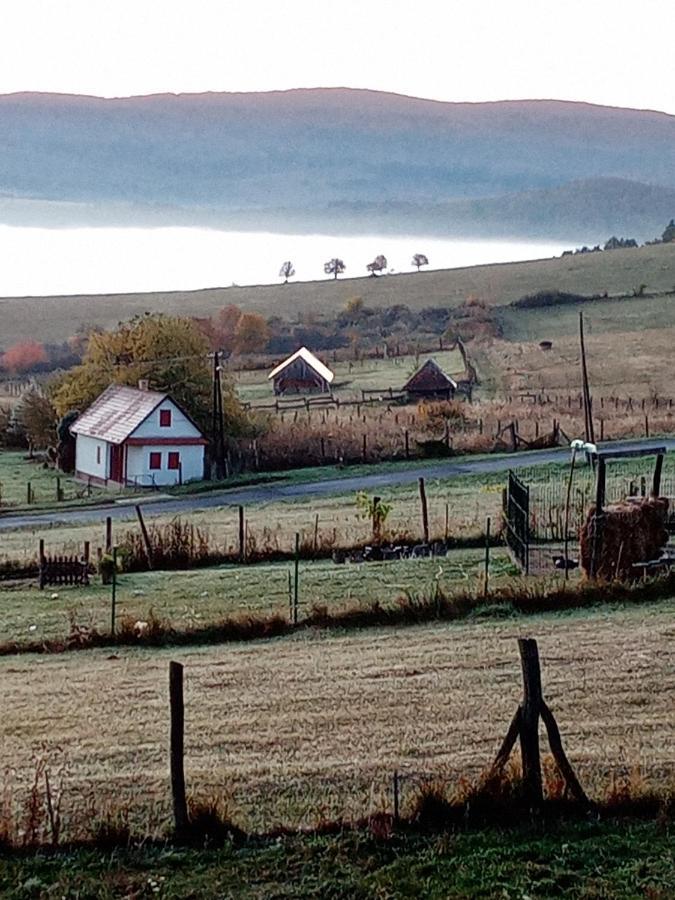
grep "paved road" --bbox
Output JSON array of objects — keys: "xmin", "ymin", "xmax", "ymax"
[{"xmin": 1, "ymin": 437, "xmax": 673, "ymax": 531}]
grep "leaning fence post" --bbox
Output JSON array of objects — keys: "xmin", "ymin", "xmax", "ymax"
[
  {"xmin": 418, "ymin": 477, "xmax": 429, "ymax": 544},
  {"xmin": 169, "ymin": 661, "xmax": 189, "ymax": 836},
  {"xmin": 518, "ymin": 638, "xmax": 544, "ymax": 808}
]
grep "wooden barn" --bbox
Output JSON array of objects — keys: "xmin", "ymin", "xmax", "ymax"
[
  {"xmin": 403, "ymin": 359, "xmax": 457, "ymax": 401},
  {"xmin": 268, "ymin": 347, "xmax": 334, "ymax": 395}
]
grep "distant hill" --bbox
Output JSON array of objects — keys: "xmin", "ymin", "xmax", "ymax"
[{"xmin": 1, "ymin": 89, "xmax": 674, "ymax": 240}]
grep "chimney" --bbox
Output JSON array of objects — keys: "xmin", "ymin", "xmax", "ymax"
[{"xmin": 138, "ymin": 379, "xmax": 149, "ymax": 392}]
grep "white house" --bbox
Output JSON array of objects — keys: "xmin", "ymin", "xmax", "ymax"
[{"xmin": 70, "ymin": 383, "xmax": 207, "ymax": 487}]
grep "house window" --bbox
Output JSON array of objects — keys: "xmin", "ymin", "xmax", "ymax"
[
  {"xmin": 168, "ymin": 452, "xmax": 180, "ymax": 470},
  {"xmin": 159, "ymin": 409, "xmax": 172, "ymax": 427},
  {"xmin": 96, "ymin": 446, "xmax": 101, "ymax": 465},
  {"xmin": 149, "ymin": 452, "xmax": 162, "ymax": 470}
]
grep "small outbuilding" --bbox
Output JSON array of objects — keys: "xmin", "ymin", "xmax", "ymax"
[
  {"xmin": 268, "ymin": 347, "xmax": 334, "ymax": 395},
  {"xmin": 70, "ymin": 383, "xmax": 207, "ymax": 487},
  {"xmin": 403, "ymin": 359, "xmax": 457, "ymax": 401}
]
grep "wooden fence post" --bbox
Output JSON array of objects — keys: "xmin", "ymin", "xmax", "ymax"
[
  {"xmin": 238, "ymin": 506, "xmax": 246, "ymax": 562},
  {"xmin": 105, "ymin": 516, "xmax": 112, "ymax": 554},
  {"xmin": 38, "ymin": 539, "xmax": 45, "ymax": 590},
  {"xmin": 293, "ymin": 532, "xmax": 300, "ymax": 624},
  {"xmin": 135, "ymin": 505, "xmax": 154, "ymax": 569},
  {"xmin": 418, "ymin": 477, "xmax": 429, "ymax": 544},
  {"xmin": 518, "ymin": 638, "xmax": 543, "ymax": 808},
  {"xmin": 169, "ymin": 661, "xmax": 189, "ymax": 836},
  {"xmin": 110, "ymin": 546, "xmax": 118, "ymax": 635},
  {"xmin": 483, "ymin": 517, "xmax": 491, "ymax": 595}
]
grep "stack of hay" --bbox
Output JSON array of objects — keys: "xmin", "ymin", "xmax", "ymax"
[{"xmin": 579, "ymin": 497, "xmax": 669, "ymax": 580}]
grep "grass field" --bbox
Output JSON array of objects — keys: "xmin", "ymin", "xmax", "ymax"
[
  {"xmin": 1, "ymin": 242, "xmax": 673, "ymax": 349},
  {"xmin": 1, "ymin": 820, "xmax": 673, "ymax": 898},
  {"xmin": 0, "ymin": 550, "xmax": 520, "ymax": 645},
  {"xmin": 0, "ymin": 599, "xmax": 672, "ymax": 838},
  {"xmin": 234, "ymin": 347, "xmax": 466, "ymax": 406},
  {"xmin": 0, "ymin": 450, "xmax": 116, "ymax": 510}
]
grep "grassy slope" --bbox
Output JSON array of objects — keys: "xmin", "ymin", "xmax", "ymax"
[
  {"xmin": 0, "ymin": 242, "xmax": 673, "ymax": 348},
  {"xmin": 1, "ymin": 820, "xmax": 673, "ymax": 899}
]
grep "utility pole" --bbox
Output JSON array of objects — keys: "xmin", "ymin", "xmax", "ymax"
[
  {"xmin": 211, "ymin": 351, "xmax": 226, "ymax": 479},
  {"xmin": 579, "ymin": 312, "xmax": 595, "ymax": 446}
]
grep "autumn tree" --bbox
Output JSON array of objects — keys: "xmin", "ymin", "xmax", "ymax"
[
  {"xmin": 233, "ymin": 313, "xmax": 271, "ymax": 354},
  {"xmin": 279, "ymin": 261, "xmax": 295, "ymax": 284},
  {"xmin": 412, "ymin": 253, "xmax": 429, "ymax": 272},
  {"xmin": 324, "ymin": 258, "xmax": 346, "ymax": 280},
  {"xmin": 366, "ymin": 254, "xmax": 387, "ymax": 276},
  {"xmin": 0, "ymin": 341, "xmax": 48, "ymax": 374},
  {"xmin": 197, "ymin": 304, "xmax": 243, "ymax": 353},
  {"xmin": 14, "ymin": 389, "xmax": 58, "ymax": 449},
  {"xmin": 51, "ymin": 313, "xmax": 250, "ymax": 436}
]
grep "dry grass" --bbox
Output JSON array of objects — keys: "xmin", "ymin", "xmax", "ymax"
[{"xmin": 0, "ymin": 599, "xmax": 672, "ymax": 836}]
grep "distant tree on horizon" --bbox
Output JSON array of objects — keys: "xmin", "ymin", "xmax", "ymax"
[
  {"xmin": 366, "ymin": 254, "xmax": 387, "ymax": 276},
  {"xmin": 324, "ymin": 258, "xmax": 346, "ymax": 280},
  {"xmin": 279, "ymin": 260, "xmax": 295, "ymax": 284},
  {"xmin": 662, "ymin": 219, "xmax": 675, "ymax": 243},
  {"xmin": 412, "ymin": 253, "xmax": 429, "ymax": 272}
]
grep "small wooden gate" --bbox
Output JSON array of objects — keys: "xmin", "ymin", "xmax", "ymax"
[
  {"xmin": 38, "ymin": 540, "xmax": 90, "ymax": 589},
  {"xmin": 504, "ymin": 470, "xmax": 530, "ymax": 574}
]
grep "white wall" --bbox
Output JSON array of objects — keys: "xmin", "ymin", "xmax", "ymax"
[
  {"xmin": 75, "ymin": 434, "xmax": 109, "ymax": 479},
  {"xmin": 131, "ymin": 398, "xmax": 202, "ymax": 440},
  {"xmin": 125, "ymin": 443, "xmax": 204, "ymax": 487}
]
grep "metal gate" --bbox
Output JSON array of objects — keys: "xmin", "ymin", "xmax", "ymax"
[{"xmin": 504, "ymin": 470, "xmax": 530, "ymax": 574}]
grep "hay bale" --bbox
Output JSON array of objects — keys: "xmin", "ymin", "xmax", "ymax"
[{"xmin": 579, "ymin": 497, "xmax": 669, "ymax": 580}]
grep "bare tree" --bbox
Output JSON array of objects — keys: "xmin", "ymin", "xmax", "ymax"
[
  {"xmin": 412, "ymin": 253, "xmax": 429, "ymax": 272},
  {"xmin": 324, "ymin": 258, "xmax": 346, "ymax": 280},
  {"xmin": 366, "ymin": 254, "xmax": 387, "ymax": 276},
  {"xmin": 279, "ymin": 261, "xmax": 295, "ymax": 284}
]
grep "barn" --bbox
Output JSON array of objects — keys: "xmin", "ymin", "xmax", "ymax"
[
  {"xmin": 70, "ymin": 383, "xmax": 207, "ymax": 487},
  {"xmin": 403, "ymin": 359, "xmax": 458, "ymax": 401},
  {"xmin": 268, "ymin": 347, "xmax": 334, "ymax": 395}
]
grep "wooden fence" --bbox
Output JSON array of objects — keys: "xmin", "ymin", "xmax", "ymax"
[{"xmin": 38, "ymin": 539, "xmax": 90, "ymax": 589}]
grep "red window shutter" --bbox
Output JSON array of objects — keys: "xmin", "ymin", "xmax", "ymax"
[
  {"xmin": 149, "ymin": 452, "xmax": 162, "ymax": 470},
  {"xmin": 168, "ymin": 452, "xmax": 180, "ymax": 470},
  {"xmin": 159, "ymin": 409, "xmax": 172, "ymax": 427}
]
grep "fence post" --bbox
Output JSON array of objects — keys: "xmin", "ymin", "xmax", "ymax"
[
  {"xmin": 105, "ymin": 516, "xmax": 112, "ymax": 554},
  {"xmin": 418, "ymin": 477, "xmax": 429, "ymax": 544},
  {"xmin": 393, "ymin": 771, "xmax": 400, "ymax": 824},
  {"xmin": 238, "ymin": 506, "xmax": 246, "ymax": 562},
  {"xmin": 518, "ymin": 638, "xmax": 543, "ymax": 809},
  {"xmin": 169, "ymin": 661, "xmax": 189, "ymax": 836},
  {"xmin": 111, "ymin": 546, "xmax": 118, "ymax": 635},
  {"xmin": 483, "ymin": 517, "xmax": 491, "ymax": 595},
  {"xmin": 293, "ymin": 532, "xmax": 300, "ymax": 624},
  {"xmin": 38, "ymin": 539, "xmax": 45, "ymax": 590}
]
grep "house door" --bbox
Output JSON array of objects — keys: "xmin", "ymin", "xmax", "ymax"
[{"xmin": 110, "ymin": 444, "xmax": 124, "ymax": 483}]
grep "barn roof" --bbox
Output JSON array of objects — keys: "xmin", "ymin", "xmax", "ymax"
[
  {"xmin": 403, "ymin": 359, "xmax": 458, "ymax": 393},
  {"xmin": 71, "ymin": 384, "xmax": 170, "ymax": 444},
  {"xmin": 268, "ymin": 347, "xmax": 334, "ymax": 384}
]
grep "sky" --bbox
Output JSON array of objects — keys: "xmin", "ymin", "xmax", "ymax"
[{"xmin": 1, "ymin": 0, "xmax": 673, "ymax": 115}]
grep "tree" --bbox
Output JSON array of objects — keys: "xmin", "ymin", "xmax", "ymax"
[
  {"xmin": 279, "ymin": 261, "xmax": 295, "ymax": 284},
  {"xmin": 324, "ymin": 258, "xmax": 346, "ymax": 280},
  {"xmin": 51, "ymin": 313, "xmax": 250, "ymax": 437},
  {"xmin": 233, "ymin": 313, "xmax": 271, "ymax": 354},
  {"xmin": 412, "ymin": 253, "xmax": 429, "ymax": 272},
  {"xmin": 198, "ymin": 305, "xmax": 243, "ymax": 353},
  {"xmin": 662, "ymin": 219, "xmax": 675, "ymax": 243},
  {"xmin": 14, "ymin": 389, "xmax": 58, "ymax": 449},
  {"xmin": 366, "ymin": 254, "xmax": 387, "ymax": 276},
  {"xmin": 0, "ymin": 341, "xmax": 47, "ymax": 374}
]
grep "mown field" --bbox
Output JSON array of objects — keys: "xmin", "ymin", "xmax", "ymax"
[
  {"xmin": 0, "ymin": 599, "xmax": 672, "ymax": 839},
  {"xmin": 1, "ymin": 242, "xmax": 673, "ymax": 348}
]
